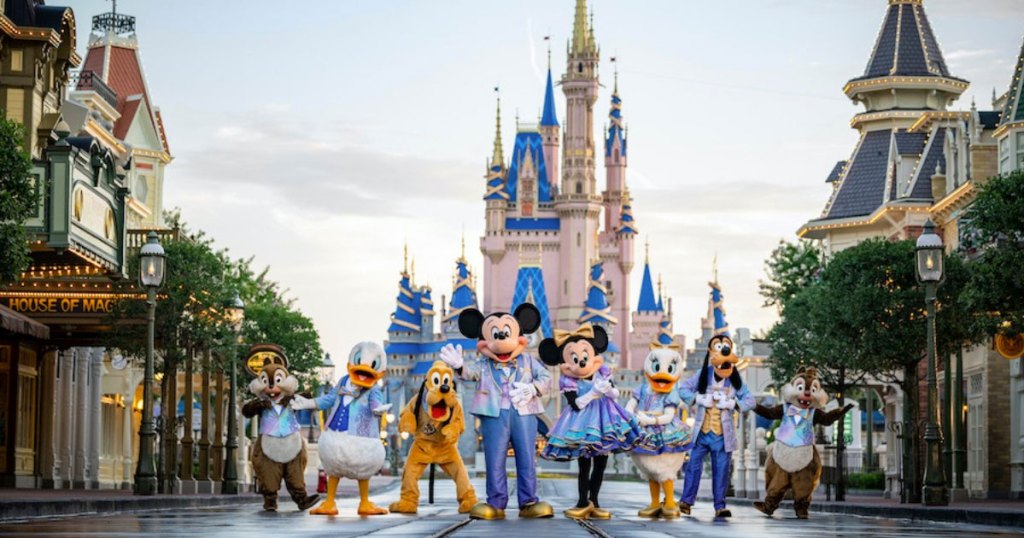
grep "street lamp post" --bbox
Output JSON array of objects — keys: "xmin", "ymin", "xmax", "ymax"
[
  {"xmin": 221, "ymin": 293, "xmax": 245, "ymax": 495},
  {"xmin": 134, "ymin": 232, "xmax": 165, "ymax": 496},
  {"xmin": 916, "ymin": 219, "xmax": 948, "ymax": 506}
]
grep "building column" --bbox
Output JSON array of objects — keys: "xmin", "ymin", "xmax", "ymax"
[
  {"xmin": 211, "ymin": 370, "xmax": 225, "ymax": 485},
  {"xmin": 1012, "ymin": 358, "xmax": 1024, "ymax": 499},
  {"xmin": 196, "ymin": 349, "xmax": 212, "ymax": 493},
  {"xmin": 88, "ymin": 348, "xmax": 103, "ymax": 489},
  {"xmin": 60, "ymin": 348, "xmax": 75, "ymax": 488},
  {"xmin": 73, "ymin": 347, "xmax": 90, "ymax": 489},
  {"xmin": 745, "ymin": 410, "xmax": 760, "ymax": 499},
  {"xmin": 180, "ymin": 348, "xmax": 196, "ymax": 493},
  {"xmin": 121, "ymin": 385, "xmax": 134, "ymax": 490},
  {"xmin": 41, "ymin": 349, "xmax": 62, "ymax": 489}
]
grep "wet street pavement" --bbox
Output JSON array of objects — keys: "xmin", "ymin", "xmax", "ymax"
[{"xmin": 2, "ymin": 477, "xmax": 1022, "ymax": 537}]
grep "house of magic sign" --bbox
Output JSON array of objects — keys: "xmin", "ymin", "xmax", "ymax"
[{"xmin": 2, "ymin": 295, "xmax": 119, "ymax": 315}]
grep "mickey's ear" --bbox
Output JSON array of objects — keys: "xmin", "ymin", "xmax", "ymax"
[
  {"xmin": 591, "ymin": 325, "xmax": 609, "ymax": 354},
  {"xmin": 538, "ymin": 338, "xmax": 562, "ymax": 366},
  {"xmin": 513, "ymin": 303, "xmax": 541, "ymax": 334},
  {"xmin": 458, "ymin": 309, "xmax": 485, "ymax": 339}
]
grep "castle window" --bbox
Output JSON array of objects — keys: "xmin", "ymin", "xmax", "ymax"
[
  {"xmin": 576, "ymin": 182, "xmax": 582, "ymax": 194},
  {"xmin": 578, "ymin": 62, "xmax": 583, "ymax": 73},
  {"xmin": 614, "ymin": 149, "xmax": 620, "ymax": 162},
  {"xmin": 577, "ymin": 233, "xmax": 581, "ymax": 247},
  {"xmin": 564, "ymin": 280, "xmax": 568, "ymax": 295}
]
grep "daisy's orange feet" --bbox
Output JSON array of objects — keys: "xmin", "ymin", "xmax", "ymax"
[
  {"xmin": 357, "ymin": 501, "xmax": 388, "ymax": 516},
  {"xmin": 309, "ymin": 501, "xmax": 339, "ymax": 516}
]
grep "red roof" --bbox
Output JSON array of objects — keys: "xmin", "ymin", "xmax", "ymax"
[{"xmin": 79, "ymin": 44, "xmax": 170, "ymax": 153}]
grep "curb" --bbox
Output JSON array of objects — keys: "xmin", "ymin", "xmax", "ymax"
[
  {"xmin": 694, "ymin": 495, "xmax": 1024, "ymax": 528},
  {"xmin": 0, "ymin": 478, "xmax": 401, "ymax": 522}
]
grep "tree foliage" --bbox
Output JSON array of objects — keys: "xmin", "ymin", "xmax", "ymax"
[
  {"xmin": 962, "ymin": 169, "xmax": 1024, "ymax": 336},
  {"xmin": 0, "ymin": 114, "xmax": 38, "ymax": 284},
  {"xmin": 759, "ymin": 239, "xmax": 823, "ymax": 310},
  {"xmin": 767, "ymin": 238, "xmax": 981, "ymax": 389}
]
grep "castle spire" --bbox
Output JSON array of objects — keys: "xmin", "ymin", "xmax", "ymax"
[
  {"xmin": 492, "ymin": 90, "xmax": 504, "ymax": 167},
  {"xmin": 637, "ymin": 252, "xmax": 658, "ymax": 313},
  {"xmin": 484, "ymin": 90, "xmax": 509, "ymax": 202},
  {"xmin": 571, "ymin": 0, "xmax": 591, "ymax": 55},
  {"xmin": 606, "ymin": 57, "xmax": 626, "ymax": 160},
  {"xmin": 541, "ymin": 66, "xmax": 559, "ymax": 127}
]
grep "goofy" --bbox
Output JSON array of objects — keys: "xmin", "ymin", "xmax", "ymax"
[
  {"xmin": 439, "ymin": 303, "xmax": 554, "ymax": 520},
  {"xmin": 677, "ymin": 333, "xmax": 754, "ymax": 517}
]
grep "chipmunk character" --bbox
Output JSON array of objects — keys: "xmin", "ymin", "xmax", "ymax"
[
  {"xmin": 291, "ymin": 342, "xmax": 391, "ymax": 516},
  {"xmin": 388, "ymin": 361, "xmax": 478, "ymax": 514},
  {"xmin": 678, "ymin": 334, "xmax": 754, "ymax": 518},
  {"xmin": 625, "ymin": 344, "xmax": 692, "ymax": 519},
  {"xmin": 538, "ymin": 324, "xmax": 641, "ymax": 520},
  {"xmin": 752, "ymin": 367, "xmax": 853, "ymax": 519},
  {"xmin": 241, "ymin": 345, "xmax": 320, "ymax": 512},
  {"xmin": 439, "ymin": 304, "xmax": 554, "ymax": 520}
]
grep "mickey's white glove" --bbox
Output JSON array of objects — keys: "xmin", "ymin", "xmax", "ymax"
[
  {"xmin": 716, "ymin": 397, "xmax": 737, "ymax": 410},
  {"xmin": 289, "ymin": 395, "xmax": 317, "ymax": 410},
  {"xmin": 439, "ymin": 344, "xmax": 464, "ymax": 370},
  {"xmin": 510, "ymin": 382, "xmax": 537, "ymax": 405},
  {"xmin": 696, "ymin": 393, "xmax": 715, "ymax": 408},
  {"xmin": 635, "ymin": 412, "xmax": 657, "ymax": 426},
  {"xmin": 372, "ymin": 403, "xmax": 393, "ymax": 415}
]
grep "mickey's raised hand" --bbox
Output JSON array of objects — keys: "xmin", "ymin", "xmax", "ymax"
[{"xmin": 439, "ymin": 344, "xmax": 464, "ymax": 370}]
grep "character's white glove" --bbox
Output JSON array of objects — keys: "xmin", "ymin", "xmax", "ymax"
[
  {"xmin": 592, "ymin": 378, "xmax": 612, "ymax": 397},
  {"xmin": 510, "ymin": 382, "xmax": 537, "ymax": 406},
  {"xmin": 635, "ymin": 412, "xmax": 657, "ymax": 426},
  {"xmin": 716, "ymin": 397, "xmax": 737, "ymax": 410},
  {"xmin": 289, "ymin": 395, "xmax": 317, "ymax": 410},
  {"xmin": 439, "ymin": 344, "xmax": 464, "ymax": 370},
  {"xmin": 575, "ymin": 390, "xmax": 598, "ymax": 410},
  {"xmin": 696, "ymin": 393, "xmax": 715, "ymax": 408},
  {"xmin": 372, "ymin": 403, "xmax": 393, "ymax": 415}
]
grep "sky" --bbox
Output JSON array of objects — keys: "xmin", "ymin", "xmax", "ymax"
[{"xmin": 72, "ymin": 0, "xmax": 1024, "ymax": 361}]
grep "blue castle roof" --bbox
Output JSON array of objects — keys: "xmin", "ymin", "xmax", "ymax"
[
  {"xmin": 710, "ymin": 281, "xmax": 729, "ymax": 337},
  {"xmin": 579, "ymin": 260, "xmax": 617, "ymax": 325},
  {"xmin": 617, "ymin": 199, "xmax": 637, "ymax": 236},
  {"xmin": 637, "ymin": 262, "xmax": 660, "ymax": 313},
  {"xmin": 511, "ymin": 265, "xmax": 553, "ymax": 339},
  {"xmin": 505, "ymin": 130, "xmax": 553, "ymax": 204},
  {"xmin": 484, "ymin": 161, "xmax": 508, "ymax": 201},
  {"xmin": 605, "ymin": 90, "xmax": 626, "ymax": 157},
  {"xmin": 387, "ymin": 273, "xmax": 421, "ymax": 333},
  {"xmin": 541, "ymin": 68, "xmax": 559, "ymax": 127},
  {"xmin": 656, "ymin": 317, "xmax": 673, "ymax": 346},
  {"xmin": 444, "ymin": 258, "xmax": 477, "ymax": 322}
]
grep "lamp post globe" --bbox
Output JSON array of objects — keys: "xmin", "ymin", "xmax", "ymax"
[
  {"xmin": 134, "ymin": 232, "xmax": 165, "ymax": 495},
  {"xmin": 222, "ymin": 292, "xmax": 245, "ymax": 494},
  {"xmin": 916, "ymin": 219, "xmax": 948, "ymax": 506}
]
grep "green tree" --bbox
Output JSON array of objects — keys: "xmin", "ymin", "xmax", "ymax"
[
  {"xmin": 0, "ymin": 113, "xmax": 39, "ymax": 284},
  {"xmin": 759, "ymin": 239, "xmax": 823, "ymax": 311},
  {"xmin": 962, "ymin": 169, "xmax": 1024, "ymax": 337}
]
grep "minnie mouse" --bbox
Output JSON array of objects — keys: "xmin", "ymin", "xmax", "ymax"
[{"xmin": 538, "ymin": 323, "xmax": 640, "ymax": 520}]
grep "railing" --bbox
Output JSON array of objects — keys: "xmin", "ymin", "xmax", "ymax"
[
  {"xmin": 125, "ymin": 228, "xmax": 184, "ymax": 258},
  {"xmin": 92, "ymin": 12, "xmax": 136, "ymax": 35},
  {"xmin": 71, "ymin": 71, "xmax": 118, "ymax": 109}
]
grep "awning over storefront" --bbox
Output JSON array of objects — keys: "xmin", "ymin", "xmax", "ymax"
[{"xmin": 0, "ymin": 304, "xmax": 50, "ymax": 340}]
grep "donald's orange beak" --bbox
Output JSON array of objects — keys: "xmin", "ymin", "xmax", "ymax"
[
  {"xmin": 646, "ymin": 372, "xmax": 678, "ymax": 393},
  {"xmin": 348, "ymin": 364, "xmax": 383, "ymax": 388}
]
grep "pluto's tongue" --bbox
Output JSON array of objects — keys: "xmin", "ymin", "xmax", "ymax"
[{"xmin": 431, "ymin": 403, "xmax": 446, "ymax": 419}]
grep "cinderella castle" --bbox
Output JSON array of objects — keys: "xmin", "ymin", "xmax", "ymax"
[{"xmin": 380, "ymin": 1, "xmax": 697, "ymax": 442}]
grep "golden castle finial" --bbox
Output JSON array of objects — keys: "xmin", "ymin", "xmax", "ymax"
[
  {"xmin": 460, "ymin": 227, "xmax": 466, "ymax": 260},
  {"xmin": 644, "ymin": 237, "xmax": 650, "ymax": 265},
  {"xmin": 403, "ymin": 241, "xmax": 409, "ymax": 274},
  {"xmin": 492, "ymin": 87, "xmax": 503, "ymax": 167},
  {"xmin": 712, "ymin": 252, "xmax": 719, "ymax": 284}
]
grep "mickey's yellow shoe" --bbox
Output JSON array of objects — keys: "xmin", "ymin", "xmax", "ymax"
[
  {"xmin": 469, "ymin": 502, "xmax": 505, "ymax": 520},
  {"xmin": 519, "ymin": 501, "xmax": 554, "ymax": 519}
]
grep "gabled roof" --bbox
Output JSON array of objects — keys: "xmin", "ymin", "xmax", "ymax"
[
  {"xmin": 894, "ymin": 131, "xmax": 927, "ymax": 156},
  {"xmin": 1000, "ymin": 35, "xmax": 1024, "ymax": 126},
  {"xmin": 825, "ymin": 129, "xmax": 892, "ymax": 219},
  {"xmin": 540, "ymin": 68, "xmax": 559, "ymax": 127},
  {"xmin": 855, "ymin": 0, "xmax": 955, "ymax": 82},
  {"xmin": 387, "ymin": 273, "xmax": 421, "ymax": 333},
  {"xmin": 908, "ymin": 127, "xmax": 946, "ymax": 199},
  {"xmin": 511, "ymin": 266, "xmax": 552, "ymax": 339},
  {"xmin": 505, "ymin": 130, "xmax": 553, "ymax": 203}
]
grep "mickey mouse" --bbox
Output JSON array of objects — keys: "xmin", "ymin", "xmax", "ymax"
[
  {"xmin": 439, "ymin": 303, "xmax": 554, "ymax": 520},
  {"xmin": 538, "ymin": 323, "xmax": 640, "ymax": 520}
]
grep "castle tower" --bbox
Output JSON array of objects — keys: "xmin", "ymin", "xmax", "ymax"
[
  {"xmin": 512, "ymin": 246, "xmax": 554, "ymax": 339},
  {"xmin": 539, "ymin": 60, "xmax": 561, "ymax": 195},
  {"xmin": 578, "ymin": 257, "xmax": 620, "ymax": 365},
  {"xmin": 604, "ymin": 69, "xmax": 628, "ymax": 232},
  {"xmin": 554, "ymin": 0, "xmax": 602, "ymax": 330},
  {"xmin": 481, "ymin": 95, "xmax": 508, "ymax": 313},
  {"xmin": 628, "ymin": 241, "xmax": 664, "ymax": 370},
  {"xmin": 995, "ymin": 34, "xmax": 1024, "ymax": 174}
]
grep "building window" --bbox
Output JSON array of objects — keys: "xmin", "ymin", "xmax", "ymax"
[
  {"xmin": 5, "ymin": 88, "xmax": 25, "ymax": 126},
  {"xmin": 1017, "ymin": 132, "xmax": 1024, "ymax": 171},
  {"xmin": 135, "ymin": 176, "xmax": 150, "ymax": 205},
  {"xmin": 576, "ymin": 182, "xmax": 582, "ymax": 194},
  {"xmin": 10, "ymin": 50, "xmax": 24, "ymax": 72}
]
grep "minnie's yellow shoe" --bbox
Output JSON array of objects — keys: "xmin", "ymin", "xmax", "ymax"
[
  {"xmin": 590, "ymin": 506, "xmax": 612, "ymax": 519},
  {"xmin": 563, "ymin": 502, "xmax": 593, "ymax": 520}
]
